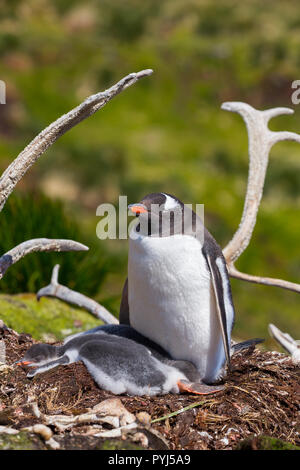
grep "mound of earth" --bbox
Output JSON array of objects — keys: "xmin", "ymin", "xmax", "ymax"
[
  {"xmin": 0, "ymin": 294, "xmax": 101, "ymax": 342},
  {"xmin": 0, "ymin": 322, "xmax": 299, "ymax": 450}
]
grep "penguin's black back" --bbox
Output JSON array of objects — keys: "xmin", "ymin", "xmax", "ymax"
[{"xmin": 76, "ymin": 324, "xmax": 172, "ymax": 360}]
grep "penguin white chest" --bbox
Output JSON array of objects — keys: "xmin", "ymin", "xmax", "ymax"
[{"xmin": 128, "ymin": 234, "xmax": 224, "ymax": 381}]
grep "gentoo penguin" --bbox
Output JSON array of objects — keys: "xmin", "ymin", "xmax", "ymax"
[
  {"xmin": 15, "ymin": 333, "xmax": 224, "ymax": 396},
  {"xmin": 120, "ymin": 192, "xmax": 236, "ymax": 385}
]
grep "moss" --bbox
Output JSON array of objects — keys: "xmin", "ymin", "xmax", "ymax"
[
  {"xmin": 0, "ymin": 294, "xmax": 101, "ymax": 341},
  {"xmin": 98, "ymin": 439, "xmax": 144, "ymax": 450},
  {"xmin": 236, "ymin": 435, "xmax": 300, "ymax": 451},
  {"xmin": 0, "ymin": 431, "xmax": 46, "ymax": 450},
  {"xmin": 54, "ymin": 434, "xmax": 144, "ymax": 450}
]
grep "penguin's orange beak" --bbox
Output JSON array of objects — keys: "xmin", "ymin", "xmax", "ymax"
[
  {"xmin": 128, "ymin": 203, "xmax": 148, "ymax": 215},
  {"xmin": 14, "ymin": 360, "xmax": 34, "ymax": 366}
]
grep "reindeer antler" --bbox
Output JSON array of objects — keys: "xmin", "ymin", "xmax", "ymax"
[
  {"xmin": 37, "ymin": 264, "xmax": 118, "ymax": 325},
  {"xmin": 0, "ymin": 69, "xmax": 153, "ymax": 278},
  {"xmin": 222, "ymin": 102, "xmax": 300, "ymax": 293},
  {"xmin": 0, "ymin": 239, "xmax": 88, "ymax": 280},
  {"xmin": 0, "ymin": 69, "xmax": 153, "ymax": 213}
]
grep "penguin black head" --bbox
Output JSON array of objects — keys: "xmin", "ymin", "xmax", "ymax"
[
  {"xmin": 15, "ymin": 343, "xmax": 58, "ymax": 366},
  {"xmin": 129, "ymin": 192, "xmax": 184, "ymax": 237}
]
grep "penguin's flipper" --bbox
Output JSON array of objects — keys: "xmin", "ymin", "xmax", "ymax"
[
  {"xmin": 119, "ymin": 277, "xmax": 130, "ymax": 325},
  {"xmin": 204, "ymin": 254, "xmax": 232, "ymax": 370},
  {"xmin": 178, "ymin": 380, "xmax": 224, "ymax": 395},
  {"xmin": 231, "ymin": 338, "xmax": 264, "ymax": 354}
]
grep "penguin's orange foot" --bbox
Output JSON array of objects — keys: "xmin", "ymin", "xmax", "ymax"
[{"xmin": 177, "ymin": 380, "xmax": 224, "ymax": 395}]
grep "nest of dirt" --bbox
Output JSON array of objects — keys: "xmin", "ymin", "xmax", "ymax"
[{"xmin": 0, "ymin": 324, "xmax": 299, "ymax": 450}]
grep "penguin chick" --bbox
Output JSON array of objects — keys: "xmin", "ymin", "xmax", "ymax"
[{"xmin": 16, "ymin": 333, "xmax": 224, "ymax": 396}]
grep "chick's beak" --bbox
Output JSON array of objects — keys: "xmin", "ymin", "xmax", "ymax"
[
  {"xmin": 128, "ymin": 203, "xmax": 148, "ymax": 215},
  {"xmin": 14, "ymin": 360, "xmax": 34, "ymax": 366}
]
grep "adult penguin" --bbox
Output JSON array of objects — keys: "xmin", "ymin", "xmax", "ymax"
[{"xmin": 120, "ymin": 192, "xmax": 235, "ymax": 385}]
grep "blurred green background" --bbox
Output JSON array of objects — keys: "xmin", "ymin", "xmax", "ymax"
[{"xmin": 0, "ymin": 0, "xmax": 300, "ymax": 348}]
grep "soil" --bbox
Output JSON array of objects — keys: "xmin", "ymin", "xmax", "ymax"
[{"xmin": 0, "ymin": 324, "xmax": 299, "ymax": 450}]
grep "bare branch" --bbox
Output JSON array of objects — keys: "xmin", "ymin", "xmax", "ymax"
[
  {"xmin": 0, "ymin": 239, "xmax": 88, "ymax": 280},
  {"xmin": 0, "ymin": 69, "xmax": 153, "ymax": 213},
  {"xmin": 221, "ymin": 101, "xmax": 300, "ymax": 294},
  {"xmin": 37, "ymin": 264, "xmax": 118, "ymax": 325}
]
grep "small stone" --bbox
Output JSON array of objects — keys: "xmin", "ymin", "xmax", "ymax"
[
  {"xmin": 136, "ymin": 412, "xmax": 151, "ymax": 426},
  {"xmin": 31, "ymin": 424, "xmax": 53, "ymax": 441},
  {"xmin": 45, "ymin": 437, "xmax": 60, "ymax": 450},
  {"xmin": 132, "ymin": 432, "xmax": 148, "ymax": 447}
]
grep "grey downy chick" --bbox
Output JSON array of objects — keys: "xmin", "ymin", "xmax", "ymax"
[{"xmin": 15, "ymin": 333, "xmax": 224, "ymax": 396}]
